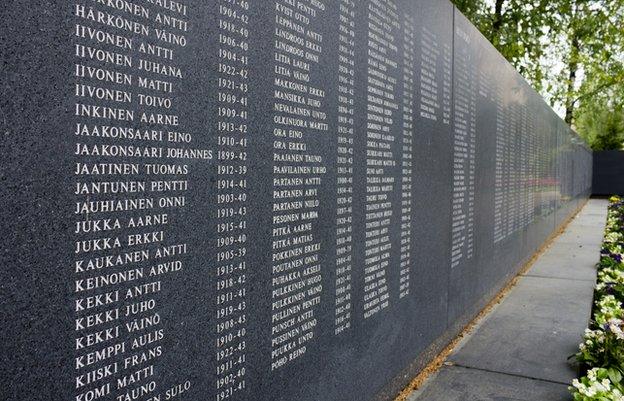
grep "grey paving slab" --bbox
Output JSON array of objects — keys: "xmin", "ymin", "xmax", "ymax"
[
  {"xmin": 583, "ymin": 198, "xmax": 610, "ymax": 208},
  {"xmin": 525, "ymin": 205, "xmax": 606, "ymax": 281},
  {"xmin": 526, "ymin": 246, "xmax": 598, "ymax": 281},
  {"xmin": 409, "ymin": 366, "xmax": 570, "ymax": 401},
  {"xmin": 546, "ymin": 240, "xmax": 602, "ymax": 257},
  {"xmin": 572, "ymin": 200, "xmax": 609, "ymax": 221},
  {"xmin": 448, "ymin": 276, "xmax": 593, "ymax": 383},
  {"xmin": 572, "ymin": 212, "xmax": 607, "ymax": 220},
  {"xmin": 563, "ymin": 218, "xmax": 607, "ymax": 230},
  {"xmin": 574, "ymin": 210, "xmax": 608, "ymax": 219},
  {"xmin": 569, "ymin": 214, "xmax": 607, "ymax": 226},
  {"xmin": 556, "ymin": 227, "xmax": 606, "ymax": 246},
  {"xmin": 576, "ymin": 218, "xmax": 607, "ymax": 227}
]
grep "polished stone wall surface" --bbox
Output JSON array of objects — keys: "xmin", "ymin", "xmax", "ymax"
[
  {"xmin": 593, "ymin": 151, "xmax": 624, "ymax": 196},
  {"xmin": 0, "ymin": 1, "xmax": 591, "ymax": 401}
]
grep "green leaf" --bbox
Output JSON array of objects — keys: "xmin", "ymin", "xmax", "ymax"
[{"xmin": 607, "ymin": 367, "xmax": 622, "ymax": 384}]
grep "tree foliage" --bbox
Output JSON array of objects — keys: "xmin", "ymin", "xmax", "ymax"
[
  {"xmin": 452, "ymin": 0, "xmax": 561, "ymax": 92},
  {"xmin": 452, "ymin": 0, "xmax": 624, "ymax": 150},
  {"xmin": 575, "ymin": 75, "xmax": 624, "ymax": 150}
]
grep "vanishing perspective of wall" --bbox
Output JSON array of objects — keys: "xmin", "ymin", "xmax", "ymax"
[{"xmin": 0, "ymin": 1, "xmax": 592, "ymax": 401}]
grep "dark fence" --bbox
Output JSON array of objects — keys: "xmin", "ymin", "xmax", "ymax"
[
  {"xmin": 0, "ymin": 1, "xmax": 592, "ymax": 401},
  {"xmin": 593, "ymin": 150, "xmax": 624, "ymax": 196}
]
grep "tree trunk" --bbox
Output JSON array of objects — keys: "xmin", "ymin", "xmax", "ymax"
[
  {"xmin": 565, "ymin": 34, "xmax": 580, "ymax": 125},
  {"xmin": 490, "ymin": 0, "xmax": 505, "ymax": 44}
]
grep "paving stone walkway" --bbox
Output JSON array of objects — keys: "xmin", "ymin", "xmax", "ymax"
[{"xmin": 408, "ymin": 199, "xmax": 609, "ymax": 401}]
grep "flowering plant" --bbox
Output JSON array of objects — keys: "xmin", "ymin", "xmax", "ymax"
[
  {"xmin": 606, "ymin": 231, "xmax": 624, "ymax": 244},
  {"xmin": 595, "ymin": 296, "xmax": 624, "ymax": 326},
  {"xmin": 602, "ymin": 242, "xmax": 624, "ymax": 259},
  {"xmin": 576, "ymin": 321, "xmax": 624, "ymax": 371},
  {"xmin": 601, "ymin": 252, "xmax": 624, "ymax": 270},
  {"xmin": 571, "ymin": 368, "xmax": 624, "ymax": 400},
  {"xmin": 571, "ymin": 197, "xmax": 624, "ymax": 399},
  {"xmin": 597, "ymin": 269, "xmax": 624, "ymax": 301}
]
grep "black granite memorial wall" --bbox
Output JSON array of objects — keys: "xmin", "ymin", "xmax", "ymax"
[
  {"xmin": 593, "ymin": 151, "xmax": 624, "ymax": 196},
  {"xmin": 0, "ymin": 1, "xmax": 592, "ymax": 401}
]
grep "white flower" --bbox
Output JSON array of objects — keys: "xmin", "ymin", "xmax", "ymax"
[{"xmin": 613, "ymin": 389, "xmax": 624, "ymax": 401}]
